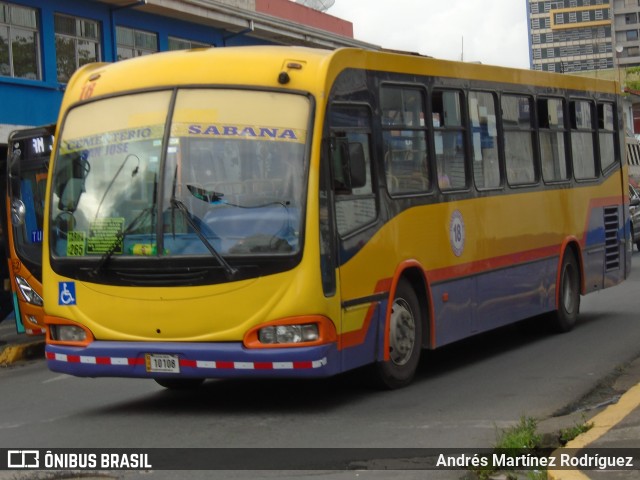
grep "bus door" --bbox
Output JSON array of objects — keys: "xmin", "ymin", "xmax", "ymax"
[
  {"xmin": 327, "ymin": 104, "xmax": 381, "ymax": 371},
  {"xmin": 5, "ymin": 125, "xmax": 54, "ymax": 334}
]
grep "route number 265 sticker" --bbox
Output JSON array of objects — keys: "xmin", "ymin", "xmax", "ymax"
[{"xmin": 449, "ymin": 210, "xmax": 465, "ymax": 257}]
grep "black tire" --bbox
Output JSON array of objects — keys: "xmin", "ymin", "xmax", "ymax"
[
  {"xmin": 372, "ymin": 279, "xmax": 423, "ymax": 389},
  {"xmin": 154, "ymin": 378, "xmax": 205, "ymax": 390},
  {"xmin": 550, "ymin": 250, "xmax": 580, "ymax": 333}
]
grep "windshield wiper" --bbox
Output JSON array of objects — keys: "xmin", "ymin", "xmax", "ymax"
[
  {"xmin": 170, "ymin": 198, "xmax": 238, "ymax": 280},
  {"xmin": 90, "ymin": 206, "xmax": 153, "ymax": 276},
  {"xmin": 186, "ymin": 183, "xmax": 289, "ymax": 209}
]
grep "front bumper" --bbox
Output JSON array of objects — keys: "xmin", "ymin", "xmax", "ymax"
[{"xmin": 45, "ymin": 340, "xmax": 341, "ymax": 379}]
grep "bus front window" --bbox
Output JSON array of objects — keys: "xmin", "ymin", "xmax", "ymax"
[
  {"xmin": 8, "ymin": 126, "xmax": 54, "ymax": 280},
  {"xmin": 50, "ymin": 89, "xmax": 309, "ymax": 281},
  {"xmin": 50, "ymin": 91, "xmax": 170, "ymax": 259}
]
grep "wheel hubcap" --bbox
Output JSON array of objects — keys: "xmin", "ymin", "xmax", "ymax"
[
  {"xmin": 389, "ymin": 298, "xmax": 416, "ymax": 366},
  {"xmin": 562, "ymin": 264, "xmax": 576, "ymax": 314}
]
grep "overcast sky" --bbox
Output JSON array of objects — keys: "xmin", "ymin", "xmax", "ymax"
[{"xmin": 326, "ymin": 0, "xmax": 531, "ymax": 69}]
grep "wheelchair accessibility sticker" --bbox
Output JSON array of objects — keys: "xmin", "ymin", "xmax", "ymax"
[{"xmin": 58, "ymin": 282, "xmax": 77, "ymax": 306}]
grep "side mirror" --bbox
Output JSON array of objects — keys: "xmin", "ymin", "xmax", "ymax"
[
  {"xmin": 347, "ymin": 142, "xmax": 366, "ymax": 189},
  {"xmin": 58, "ymin": 178, "xmax": 85, "ymax": 212},
  {"xmin": 331, "ymin": 137, "xmax": 367, "ymax": 192},
  {"xmin": 10, "ymin": 198, "xmax": 25, "ymax": 226},
  {"xmin": 54, "ymin": 151, "xmax": 90, "ymax": 212}
]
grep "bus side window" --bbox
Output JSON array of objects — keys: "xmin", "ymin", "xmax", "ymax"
[
  {"xmin": 502, "ymin": 94, "xmax": 537, "ymax": 186},
  {"xmin": 328, "ymin": 104, "xmax": 377, "ymax": 237},
  {"xmin": 570, "ymin": 99, "xmax": 597, "ymax": 180},
  {"xmin": 432, "ymin": 89, "xmax": 467, "ymax": 191},
  {"xmin": 469, "ymin": 90, "xmax": 501, "ymax": 189},
  {"xmin": 598, "ymin": 103, "xmax": 617, "ymax": 172},
  {"xmin": 380, "ymin": 85, "xmax": 430, "ymax": 195},
  {"xmin": 538, "ymin": 97, "xmax": 569, "ymax": 182}
]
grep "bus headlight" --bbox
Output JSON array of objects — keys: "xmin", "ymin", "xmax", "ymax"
[
  {"xmin": 45, "ymin": 315, "xmax": 94, "ymax": 346},
  {"xmin": 50, "ymin": 325, "xmax": 87, "ymax": 343},
  {"xmin": 15, "ymin": 276, "xmax": 44, "ymax": 306},
  {"xmin": 243, "ymin": 316, "xmax": 336, "ymax": 349},
  {"xmin": 258, "ymin": 324, "xmax": 319, "ymax": 345}
]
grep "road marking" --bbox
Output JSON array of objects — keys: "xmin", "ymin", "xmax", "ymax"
[{"xmin": 42, "ymin": 374, "xmax": 70, "ymax": 384}]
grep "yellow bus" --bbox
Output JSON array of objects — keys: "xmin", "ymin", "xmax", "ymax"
[
  {"xmin": 4, "ymin": 125, "xmax": 54, "ymax": 335},
  {"xmin": 42, "ymin": 46, "xmax": 631, "ymax": 389}
]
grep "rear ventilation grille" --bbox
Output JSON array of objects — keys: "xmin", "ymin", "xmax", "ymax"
[{"xmin": 603, "ymin": 206, "xmax": 620, "ymax": 271}]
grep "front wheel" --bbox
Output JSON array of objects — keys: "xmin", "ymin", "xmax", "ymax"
[
  {"xmin": 550, "ymin": 250, "xmax": 580, "ymax": 333},
  {"xmin": 372, "ymin": 279, "xmax": 423, "ymax": 389}
]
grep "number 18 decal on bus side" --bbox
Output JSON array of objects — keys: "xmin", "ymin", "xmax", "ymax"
[{"xmin": 449, "ymin": 210, "xmax": 466, "ymax": 257}]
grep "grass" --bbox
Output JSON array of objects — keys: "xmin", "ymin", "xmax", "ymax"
[
  {"xmin": 470, "ymin": 414, "xmax": 595, "ymax": 479},
  {"xmin": 495, "ymin": 415, "xmax": 541, "ymax": 454},
  {"xmin": 558, "ymin": 415, "xmax": 594, "ymax": 445},
  {"xmin": 471, "ymin": 416, "xmax": 542, "ymax": 480}
]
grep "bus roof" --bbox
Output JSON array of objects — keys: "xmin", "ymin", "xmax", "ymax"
[{"xmin": 60, "ymin": 45, "xmax": 619, "ymax": 117}]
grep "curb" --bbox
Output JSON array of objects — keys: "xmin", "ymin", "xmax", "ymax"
[
  {"xmin": 548, "ymin": 381, "xmax": 640, "ymax": 480},
  {"xmin": 0, "ymin": 340, "xmax": 45, "ymax": 366}
]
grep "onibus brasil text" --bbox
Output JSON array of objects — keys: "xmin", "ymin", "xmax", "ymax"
[{"xmin": 38, "ymin": 451, "xmax": 151, "ymax": 469}]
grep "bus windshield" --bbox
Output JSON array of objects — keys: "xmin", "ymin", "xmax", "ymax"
[{"xmin": 49, "ymin": 89, "xmax": 310, "ymax": 269}]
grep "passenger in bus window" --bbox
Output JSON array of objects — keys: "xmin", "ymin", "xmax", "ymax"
[
  {"xmin": 438, "ymin": 171, "xmax": 451, "ymax": 189},
  {"xmin": 436, "ymin": 153, "xmax": 451, "ymax": 190}
]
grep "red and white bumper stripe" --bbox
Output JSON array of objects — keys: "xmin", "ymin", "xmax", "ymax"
[{"xmin": 46, "ymin": 352, "xmax": 328, "ymax": 370}]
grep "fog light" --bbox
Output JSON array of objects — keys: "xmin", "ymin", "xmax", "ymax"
[
  {"xmin": 52, "ymin": 325, "xmax": 87, "ymax": 343},
  {"xmin": 15, "ymin": 276, "xmax": 43, "ymax": 306},
  {"xmin": 258, "ymin": 324, "xmax": 319, "ymax": 345}
]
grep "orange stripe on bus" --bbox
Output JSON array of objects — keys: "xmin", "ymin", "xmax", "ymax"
[{"xmin": 338, "ymin": 278, "xmax": 391, "ymax": 351}]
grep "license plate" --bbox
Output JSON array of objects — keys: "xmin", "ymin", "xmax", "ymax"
[{"xmin": 145, "ymin": 353, "xmax": 180, "ymax": 373}]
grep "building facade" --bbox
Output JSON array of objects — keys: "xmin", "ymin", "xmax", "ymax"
[
  {"xmin": 613, "ymin": 0, "xmax": 640, "ymax": 68},
  {"xmin": 528, "ymin": 0, "xmax": 613, "ymax": 72},
  {"xmin": 528, "ymin": 0, "xmax": 640, "ymax": 72},
  {"xmin": 0, "ymin": 0, "xmax": 372, "ymax": 150}
]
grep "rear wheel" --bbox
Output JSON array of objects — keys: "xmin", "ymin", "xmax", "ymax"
[
  {"xmin": 154, "ymin": 378, "xmax": 205, "ymax": 390},
  {"xmin": 372, "ymin": 279, "xmax": 423, "ymax": 389},
  {"xmin": 550, "ymin": 250, "xmax": 580, "ymax": 333}
]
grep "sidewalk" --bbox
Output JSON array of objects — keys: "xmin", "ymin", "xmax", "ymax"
[
  {"xmin": 547, "ymin": 358, "xmax": 640, "ymax": 480},
  {"xmin": 0, "ymin": 313, "xmax": 45, "ymax": 366}
]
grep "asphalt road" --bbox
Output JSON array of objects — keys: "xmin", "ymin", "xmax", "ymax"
[{"xmin": 2, "ymin": 252, "xmax": 640, "ymax": 479}]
